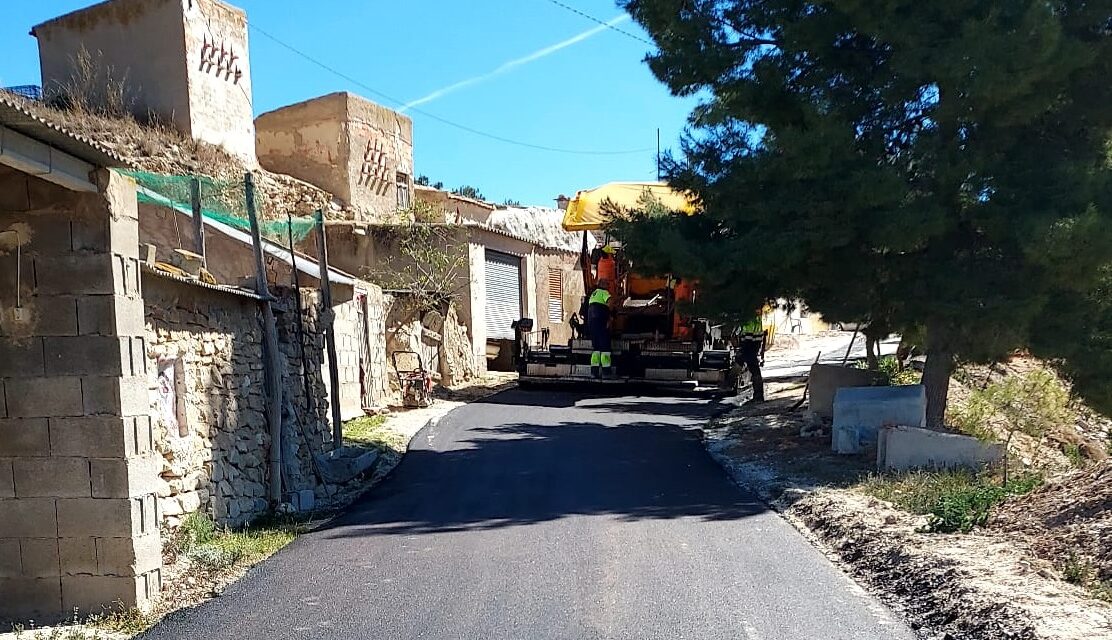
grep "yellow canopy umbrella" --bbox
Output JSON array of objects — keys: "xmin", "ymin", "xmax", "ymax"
[{"xmin": 561, "ymin": 181, "xmax": 698, "ymax": 231}]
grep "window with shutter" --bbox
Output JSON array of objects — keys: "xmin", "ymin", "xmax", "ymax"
[{"xmin": 548, "ymin": 268, "xmax": 563, "ymax": 323}]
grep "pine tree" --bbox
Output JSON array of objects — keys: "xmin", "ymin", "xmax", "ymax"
[{"xmin": 618, "ymin": 0, "xmax": 1112, "ymax": 426}]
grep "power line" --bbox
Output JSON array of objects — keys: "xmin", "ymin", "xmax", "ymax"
[
  {"xmin": 248, "ymin": 23, "xmax": 653, "ymax": 156},
  {"xmin": 542, "ymin": 0, "xmax": 654, "ymax": 45}
]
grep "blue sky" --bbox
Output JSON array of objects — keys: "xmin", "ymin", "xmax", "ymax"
[{"xmin": 0, "ymin": 0, "xmax": 697, "ymax": 206}]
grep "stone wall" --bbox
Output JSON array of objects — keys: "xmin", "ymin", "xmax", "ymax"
[
  {"xmin": 143, "ymin": 274, "xmax": 268, "ymax": 527},
  {"xmin": 0, "ymin": 168, "xmax": 162, "ymax": 622},
  {"xmin": 142, "ymin": 276, "xmax": 389, "ymax": 528}
]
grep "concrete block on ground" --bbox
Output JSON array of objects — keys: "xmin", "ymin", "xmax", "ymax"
[
  {"xmin": 809, "ymin": 364, "xmax": 882, "ymax": 419},
  {"xmin": 315, "ymin": 447, "xmax": 379, "ymax": 484},
  {"xmin": 285, "ymin": 489, "xmax": 315, "ymax": 513},
  {"xmin": 832, "ymin": 385, "xmax": 926, "ymax": 454},
  {"xmin": 878, "ymin": 425, "xmax": 1005, "ymax": 471}
]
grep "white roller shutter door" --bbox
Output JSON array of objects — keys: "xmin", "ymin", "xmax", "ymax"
[{"xmin": 485, "ymin": 250, "xmax": 523, "ymax": 340}]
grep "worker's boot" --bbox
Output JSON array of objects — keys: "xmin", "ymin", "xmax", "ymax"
[
  {"xmin": 591, "ymin": 366, "xmax": 601, "ymax": 378},
  {"xmin": 600, "ymin": 353, "xmax": 612, "ymax": 379},
  {"xmin": 591, "ymin": 351, "xmax": 602, "ymax": 378}
]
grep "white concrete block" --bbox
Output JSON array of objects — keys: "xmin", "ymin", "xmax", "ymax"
[
  {"xmin": 832, "ymin": 385, "xmax": 926, "ymax": 454},
  {"xmin": 878, "ymin": 425, "xmax": 1004, "ymax": 471}
]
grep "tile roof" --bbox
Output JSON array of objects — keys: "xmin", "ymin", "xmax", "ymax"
[{"xmin": 0, "ymin": 93, "xmax": 130, "ymax": 168}]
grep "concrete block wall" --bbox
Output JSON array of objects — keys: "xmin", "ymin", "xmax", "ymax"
[{"xmin": 0, "ymin": 168, "xmax": 161, "ymax": 623}]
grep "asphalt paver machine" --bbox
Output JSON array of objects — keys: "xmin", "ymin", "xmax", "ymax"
[{"xmin": 514, "ymin": 182, "xmax": 743, "ymax": 393}]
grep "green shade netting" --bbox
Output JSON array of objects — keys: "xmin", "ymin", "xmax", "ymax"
[{"xmin": 118, "ymin": 169, "xmax": 316, "ymax": 243}]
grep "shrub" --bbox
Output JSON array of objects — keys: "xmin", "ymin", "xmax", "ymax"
[{"xmin": 950, "ymin": 369, "xmax": 1075, "ymax": 448}]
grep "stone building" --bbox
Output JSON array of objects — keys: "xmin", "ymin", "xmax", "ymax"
[
  {"xmin": 255, "ymin": 92, "xmax": 414, "ymax": 221},
  {"xmin": 0, "ymin": 96, "xmax": 162, "ymax": 621},
  {"xmin": 32, "ymin": 0, "xmax": 257, "ymax": 162}
]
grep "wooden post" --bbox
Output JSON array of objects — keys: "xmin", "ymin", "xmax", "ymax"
[
  {"xmin": 315, "ymin": 210, "xmax": 343, "ymax": 449},
  {"xmin": 190, "ymin": 177, "xmax": 206, "ymax": 263},
  {"xmin": 245, "ymin": 172, "xmax": 283, "ymax": 505}
]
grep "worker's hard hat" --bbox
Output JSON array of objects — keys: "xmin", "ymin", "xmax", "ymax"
[{"xmin": 602, "ymin": 245, "xmax": 616, "ymax": 255}]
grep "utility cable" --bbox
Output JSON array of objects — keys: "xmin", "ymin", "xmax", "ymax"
[
  {"xmin": 542, "ymin": 0, "xmax": 653, "ymax": 45},
  {"xmin": 249, "ymin": 23, "xmax": 653, "ymax": 156}
]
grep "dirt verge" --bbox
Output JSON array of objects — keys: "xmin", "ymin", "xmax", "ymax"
[{"xmin": 705, "ymin": 381, "xmax": 1112, "ymax": 640}]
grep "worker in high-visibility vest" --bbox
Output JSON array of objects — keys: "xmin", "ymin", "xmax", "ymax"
[
  {"xmin": 588, "ymin": 278, "xmax": 613, "ymax": 378},
  {"xmin": 737, "ymin": 312, "xmax": 767, "ymax": 402}
]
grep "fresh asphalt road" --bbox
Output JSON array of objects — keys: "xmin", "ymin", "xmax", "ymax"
[{"xmin": 141, "ymin": 389, "xmax": 915, "ymax": 640}]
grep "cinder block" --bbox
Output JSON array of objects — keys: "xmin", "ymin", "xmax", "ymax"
[
  {"xmin": 35, "ymin": 254, "xmax": 115, "ymax": 296},
  {"xmin": 80, "ymin": 376, "xmax": 122, "ymax": 415},
  {"xmin": 90, "ymin": 456, "xmax": 161, "ymax": 499},
  {"xmin": 49, "ymin": 416, "xmax": 129, "ymax": 458},
  {"xmin": 118, "ymin": 376, "xmax": 149, "ymax": 416},
  {"xmin": 14, "ymin": 458, "xmax": 91, "ymax": 498},
  {"xmin": 107, "ymin": 214, "xmax": 140, "ymax": 259},
  {"xmin": 0, "ymin": 173, "xmax": 31, "ymax": 209},
  {"xmin": 130, "ymin": 337, "xmax": 147, "ymax": 376},
  {"xmin": 61, "ymin": 575, "xmax": 141, "ymax": 616},
  {"xmin": 0, "ymin": 576, "xmax": 63, "ymax": 622},
  {"xmin": 70, "ymin": 218, "xmax": 108, "ymax": 253},
  {"xmin": 77, "ymin": 294, "xmax": 147, "ymax": 338},
  {"xmin": 56, "ymin": 498, "xmax": 136, "ymax": 537},
  {"xmin": 0, "ymin": 339, "xmax": 46, "ymax": 377},
  {"xmin": 43, "ymin": 336, "xmax": 127, "ymax": 376},
  {"xmin": 0, "ymin": 539, "xmax": 20, "ymax": 578},
  {"xmin": 6, "ymin": 377, "xmax": 83, "ymax": 418},
  {"xmin": 113, "ymin": 256, "xmax": 141, "ymax": 298},
  {"xmin": 0, "ymin": 498, "xmax": 58, "ymax": 537},
  {"xmin": 19, "ymin": 538, "xmax": 60, "ymax": 578},
  {"xmin": 0, "ymin": 460, "xmax": 13, "ymax": 498},
  {"xmin": 132, "ymin": 416, "xmax": 154, "ymax": 456},
  {"xmin": 95, "ymin": 533, "xmax": 160, "ymax": 576},
  {"xmin": 24, "ymin": 297, "xmax": 79, "ymax": 337},
  {"xmin": 0, "ymin": 418, "xmax": 50, "ymax": 457},
  {"xmin": 58, "ymin": 538, "xmax": 98, "ymax": 576}
]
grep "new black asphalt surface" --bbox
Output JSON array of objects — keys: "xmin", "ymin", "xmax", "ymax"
[{"xmin": 141, "ymin": 389, "xmax": 915, "ymax": 640}]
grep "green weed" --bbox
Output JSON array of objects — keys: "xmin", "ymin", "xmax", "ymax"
[
  {"xmin": 173, "ymin": 512, "xmax": 299, "ymax": 573},
  {"xmin": 344, "ymin": 415, "xmax": 405, "ymax": 453},
  {"xmin": 1062, "ymin": 554, "xmax": 1112, "ymax": 603},
  {"xmin": 859, "ymin": 469, "xmax": 1042, "ymax": 533}
]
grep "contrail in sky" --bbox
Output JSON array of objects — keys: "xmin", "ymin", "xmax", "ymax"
[{"xmin": 401, "ymin": 14, "xmax": 631, "ymax": 112}]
